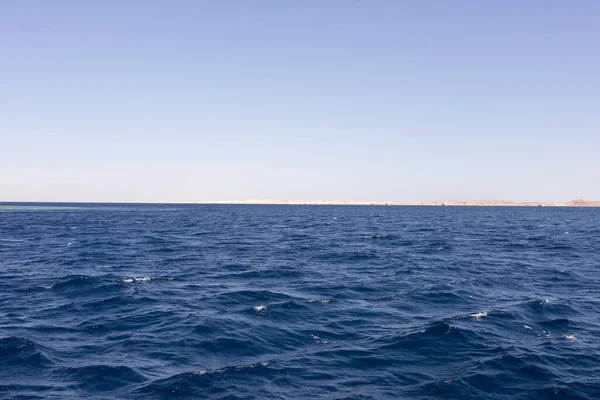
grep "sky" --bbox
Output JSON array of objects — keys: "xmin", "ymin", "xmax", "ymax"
[{"xmin": 1, "ymin": 1, "xmax": 599, "ymax": 203}]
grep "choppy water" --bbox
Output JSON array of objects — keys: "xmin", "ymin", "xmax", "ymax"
[{"xmin": 1, "ymin": 203, "xmax": 599, "ymax": 399}]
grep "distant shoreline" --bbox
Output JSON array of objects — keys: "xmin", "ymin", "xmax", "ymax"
[
  {"xmin": 211, "ymin": 199, "xmax": 600, "ymax": 207},
  {"xmin": 1, "ymin": 200, "xmax": 600, "ymax": 207}
]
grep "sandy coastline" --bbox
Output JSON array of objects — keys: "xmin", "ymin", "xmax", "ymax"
[{"xmin": 211, "ymin": 199, "xmax": 600, "ymax": 207}]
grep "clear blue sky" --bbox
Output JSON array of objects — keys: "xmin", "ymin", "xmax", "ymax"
[{"xmin": 1, "ymin": 1, "xmax": 599, "ymax": 202}]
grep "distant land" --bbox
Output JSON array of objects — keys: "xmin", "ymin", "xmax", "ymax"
[{"xmin": 211, "ymin": 199, "xmax": 600, "ymax": 207}]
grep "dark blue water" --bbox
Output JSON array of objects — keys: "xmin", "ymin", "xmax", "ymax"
[{"xmin": 1, "ymin": 204, "xmax": 599, "ymax": 399}]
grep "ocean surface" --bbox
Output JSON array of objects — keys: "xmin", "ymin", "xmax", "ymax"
[{"xmin": 1, "ymin": 203, "xmax": 599, "ymax": 399}]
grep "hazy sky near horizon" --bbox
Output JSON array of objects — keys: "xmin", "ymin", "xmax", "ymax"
[{"xmin": 1, "ymin": 1, "xmax": 599, "ymax": 202}]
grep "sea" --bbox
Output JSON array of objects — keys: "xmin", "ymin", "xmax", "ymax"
[{"xmin": 1, "ymin": 203, "xmax": 599, "ymax": 399}]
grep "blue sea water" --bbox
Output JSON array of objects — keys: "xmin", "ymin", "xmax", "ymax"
[{"xmin": 1, "ymin": 203, "xmax": 599, "ymax": 399}]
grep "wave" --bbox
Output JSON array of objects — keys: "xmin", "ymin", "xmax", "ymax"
[
  {"xmin": 0, "ymin": 337, "xmax": 53, "ymax": 369},
  {"xmin": 43, "ymin": 275, "xmax": 100, "ymax": 290},
  {"xmin": 210, "ymin": 289, "xmax": 294, "ymax": 310},
  {"xmin": 134, "ymin": 361, "xmax": 271, "ymax": 398},
  {"xmin": 211, "ymin": 268, "xmax": 304, "ymax": 281},
  {"xmin": 515, "ymin": 298, "xmax": 581, "ymax": 320},
  {"xmin": 405, "ymin": 289, "xmax": 468, "ymax": 305},
  {"xmin": 376, "ymin": 322, "xmax": 493, "ymax": 357},
  {"xmin": 539, "ymin": 318, "xmax": 571, "ymax": 328},
  {"xmin": 57, "ymin": 364, "xmax": 147, "ymax": 392}
]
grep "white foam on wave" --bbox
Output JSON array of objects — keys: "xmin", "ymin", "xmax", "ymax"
[
  {"xmin": 311, "ymin": 334, "xmax": 331, "ymax": 344},
  {"xmin": 236, "ymin": 361, "xmax": 269, "ymax": 370},
  {"xmin": 537, "ymin": 331, "xmax": 577, "ymax": 341},
  {"xmin": 457, "ymin": 311, "xmax": 493, "ymax": 320},
  {"xmin": 193, "ymin": 369, "xmax": 209, "ymax": 376},
  {"xmin": 194, "ymin": 361, "xmax": 268, "ymax": 376},
  {"xmin": 471, "ymin": 312, "xmax": 488, "ymax": 320},
  {"xmin": 540, "ymin": 299, "xmax": 550, "ymax": 305},
  {"xmin": 364, "ymin": 234, "xmax": 389, "ymax": 239},
  {"xmin": 524, "ymin": 325, "xmax": 532, "ymax": 330},
  {"xmin": 301, "ymin": 299, "xmax": 330, "ymax": 304},
  {"xmin": 253, "ymin": 305, "xmax": 267, "ymax": 312},
  {"xmin": 122, "ymin": 277, "xmax": 151, "ymax": 284}
]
